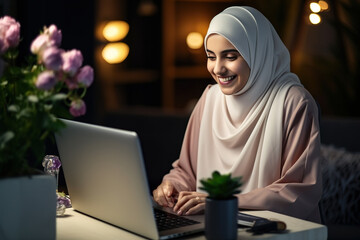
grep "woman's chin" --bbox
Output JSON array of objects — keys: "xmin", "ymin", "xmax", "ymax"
[{"xmin": 219, "ymin": 87, "xmax": 237, "ymax": 95}]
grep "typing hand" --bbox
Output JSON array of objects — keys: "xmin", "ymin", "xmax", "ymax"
[
  {"xmin": 153, "ymin": 180, "xmax": 178, "ymax": 208},
  {"xmin": 173, "ymin": 191, "xmax": 208, "ymax": 216}
]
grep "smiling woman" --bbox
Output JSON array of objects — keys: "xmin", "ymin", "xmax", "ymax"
[
  {"xmin": 205, "ymin": 34, "xmax": 250, "ymax": 95},
  {"xmin": 153, "ymin": 6, "xmax": 323, "ymax": 224}
]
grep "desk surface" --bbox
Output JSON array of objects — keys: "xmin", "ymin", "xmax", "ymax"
[{"xmin": 57, "ymin": 208, "xmax": 327, "ymax": 240}]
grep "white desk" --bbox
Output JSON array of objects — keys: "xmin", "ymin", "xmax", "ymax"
[{"xmin": 57, "ymin": 208, "xmax": 327, "ymax": 240}]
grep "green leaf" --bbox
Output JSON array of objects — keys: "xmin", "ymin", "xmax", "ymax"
[
  {"xmin": 28, "ymin": 95, "xmax": 39, "ymax": 103},
  {"xmin": 0, "ymin": 131, "xmax": 15, "ymax": 150},
  {"xmin": 199, "ymin": 170, "xmax": 243, "ymax": 199},
  {"xmin": 44, "ymin": 104, "xmax": 53, "ymax": 111},
  {"xmin": 17, "ymin": 108, "xmax": 31, "ymax": 118},
  {"xmin": 51, "ymin": 93, "xmax": 67, "ymax": 102},
  {"xmin": 8, "ymin": 105, "xmax": 19, "ymax": 112}
]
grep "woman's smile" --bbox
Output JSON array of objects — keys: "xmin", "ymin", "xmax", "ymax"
[{"xmin": 218, "ymin": 75, "xmax": 236, "ymax": 85}]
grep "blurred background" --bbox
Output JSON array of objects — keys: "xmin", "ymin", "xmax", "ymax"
[
  {"xmin": 1, "ymin": 0, "xmax": 360, "ymax": 122},
  {"xmin": 4, "ymin": 3, "xmax": 360, "ymax": 235}
]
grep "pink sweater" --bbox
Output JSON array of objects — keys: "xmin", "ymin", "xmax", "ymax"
[{"xmin": 163, "ymin": 85, "xmax": 323, "ymax": 223}]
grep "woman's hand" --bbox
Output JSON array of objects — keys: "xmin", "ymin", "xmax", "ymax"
[
  {"xmin": 173, "ymin": 191, "xmax": 208, "ymax": 216},
  {"xmin": 153, "ymin": 180, "xmax": 179, "ymax": 208}
]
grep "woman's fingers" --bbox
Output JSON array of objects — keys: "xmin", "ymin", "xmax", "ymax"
[
  {"xmin": 155, "ymin": 187, "xmax": 208, "ymax": 215},
  {"xmin": 174, "ymin": 192, "xmax": 207, "ymax": 215},
  {"xmin": 163, "ymin": 182, "xmax": 176, "ymax": 207},
  {"xmin": 185, "ymin": 201, "xmax": 205, "ymax": 215},
  {"xmin": 153, "ymin": 181, "xmax": 177, "ymax": 207}
]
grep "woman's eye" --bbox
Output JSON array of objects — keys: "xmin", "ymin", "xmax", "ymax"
[
  {"xmin": 226, "ymin": 56, "xmax": 237, "ymax": 60},
  {"xmin": 207, "ymin": 56, "xmax": 216, "ymax": 61}
]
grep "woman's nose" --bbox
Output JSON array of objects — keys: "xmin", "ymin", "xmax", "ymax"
[{"xmin": 214, "ymin": 60, "xmax": 226, "ymax": 75}]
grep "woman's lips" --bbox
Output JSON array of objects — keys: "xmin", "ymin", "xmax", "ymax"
[{"xmin": 218, "ymin": 75, "xmax": 236, "ymax": 85}]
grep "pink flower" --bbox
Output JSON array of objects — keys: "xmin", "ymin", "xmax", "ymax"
[
  {"xmin": 35, "ymin": 71, "xmax": 57, "ymax": 90},
  {"xmin": 0, "ymin": 16, "xmax": 20, "ymax": 54},
  {"xmin": 76, "ymin": 65, "xmax": 94, "ymax": 87},
  {"xmin": 5, "ymin": 23, "xmax": 20, "ymax": 48},
  {"xmin": 42, "ymin": 47, "xmax": 63, "ymax": 71},
  {"xmin": 45, "ymin": 24, "xmax": 62, "ymax": 47},
  {"xmin": 62, "ymin": 49, "xmax": 83, "ymax": 76},
  {"xmin": 30, "ymin": 34, "xmax": 49, "ymax": 55},
  {"xmin": 69, "ymin": 99, "xmax": 86, "ymax": 117},
  {"xmin": 30, "ymin": 24, "xmax": 61, "ymax": 56},
  {"xmin": 0, "ymin": 16, "xmax": 16, "ymax": 25}
]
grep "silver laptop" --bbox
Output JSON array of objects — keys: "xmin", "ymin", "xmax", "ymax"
[{"xmin": 55, "ymin": 119, "xmax": 204, "ymax": 239}]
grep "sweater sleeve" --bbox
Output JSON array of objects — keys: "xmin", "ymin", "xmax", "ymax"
[
  {"xmin": 237, "ymin": 86, "xmax": 323, "ymax": 223},
  {"xmin": 162, "ymin": 85, "xmax": 211, "ymax": 192}
]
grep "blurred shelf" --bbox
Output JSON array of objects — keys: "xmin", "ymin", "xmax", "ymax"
[
  {"xmin": 162, "ymin": 0, "xmax": 245, "ymax": 109},
  {"xmin": 100, "ymin": 69, "xmax": 159, "ymax": 84},
  {"xmin": 174, "ymin": 66, "xmax": 209, "ymax": 79}
]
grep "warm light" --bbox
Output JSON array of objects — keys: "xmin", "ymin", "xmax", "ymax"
[
  {"xmin": 102, "ymin": 43, "xmax": 129, "ymax": 64},
  {"xmin": 310, "ymin": 2, "xmax": 321, "ymax": 13},
  {"xmin": 138, "ymin": 0, "xmax": 157, "ymax": 16},
  {"xmin": 309, "ymin": 13, "xmax": 321, "ymax": 24},
  {"xmin": 186, "ymin": 32, "xmax": 203, "ymax": 50},
  {"xmin": 319, "ymin": 1, "xmax": 329, "ymax": 11},
  {"xmin": 103, "ymin": 21, "xmax": 129, "ymax": 42}
]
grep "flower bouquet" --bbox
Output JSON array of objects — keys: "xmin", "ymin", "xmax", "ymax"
[{"xmin": 0, "ymin": 16, "xmax": 94, "ymax": 178}]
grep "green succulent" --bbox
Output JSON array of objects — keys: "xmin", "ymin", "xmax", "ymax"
[{"xmin": 199, "ymin": 171, "xmax": 243, "ymax": 199}]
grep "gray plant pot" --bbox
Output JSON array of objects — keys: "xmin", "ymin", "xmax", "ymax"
[{"xmin": 205, "ymin": 196, "xmax": 238, "ymax": 240}]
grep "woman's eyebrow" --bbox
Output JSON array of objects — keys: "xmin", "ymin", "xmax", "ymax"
[
  {"xmin": 222, "ymin": 49, "xmax": 238, "ymax": 54},
  {"xmin": 206, "ymin": 49, "xmax": 238, "ymax": 54}
]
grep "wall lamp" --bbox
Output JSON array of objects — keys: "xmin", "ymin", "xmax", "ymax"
[
  {"xmin": 102, "ymin": 42, "xmax": 129, "ymax": 64},
  {"xmin": 103, "ymin": 21, "xmax": 129, "ymax": 42},
  {"xmin": 102, "ymin": 21, "xmax": 129, "ymax": 64}
]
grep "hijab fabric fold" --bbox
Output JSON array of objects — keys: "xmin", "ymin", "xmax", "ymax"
[{"xmin": 197, "ymin": 6, "xmax": 302, "ymax": 193}]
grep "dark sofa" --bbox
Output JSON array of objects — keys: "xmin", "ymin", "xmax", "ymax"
[
  {"xmin": 318, "ymin": 117, "xmax": 360, "ymax": 240},
  {"xmin": 99, "ymin": 109, "xmax": 360, "ymax": 240}
]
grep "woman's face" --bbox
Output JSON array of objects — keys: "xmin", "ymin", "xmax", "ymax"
[{"xmin": 206, "ymin": 34, "xmax": 250, "ymax": 95}]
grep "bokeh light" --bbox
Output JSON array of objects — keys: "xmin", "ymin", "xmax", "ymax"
[
  {"xmin": 102, "ymin": 43, "xmax": 129, "ymax": 64},
  {"xmin": 310, "ymin": 2, "xmax": 321, "ymax": 13},
  {"xmin": 103, "ymin": 21, "xmax": 129, "ymax": 42},
  {"xmin": 186, "ymin": 32, "xmax": 204, "ymax": 50},
  {"xmin": 309, "ymin": 13, "xmax": 321, "ymax": 24}
]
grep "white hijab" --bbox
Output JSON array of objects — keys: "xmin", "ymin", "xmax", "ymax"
[{"xmin": 197, "ymin": 6, "xmax": 302, "ymax": 193}]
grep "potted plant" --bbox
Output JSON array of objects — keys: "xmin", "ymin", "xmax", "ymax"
[
  {"xmin": 0, "ymin": 15, "xmax": 93, "ymax": 239},
  {"xmin": 200, "ymin": 171, "xmax": 243, "ymax": 240}
]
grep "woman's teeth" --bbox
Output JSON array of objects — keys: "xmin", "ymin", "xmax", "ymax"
[{"xmin": 219, "ymin": 76, "xmax": 235, "ymax": 82}]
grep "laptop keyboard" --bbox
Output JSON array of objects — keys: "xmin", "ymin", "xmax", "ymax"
[{"xmin": 154, "ymin": 209, "xmax": 200, "ymax": 231}]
